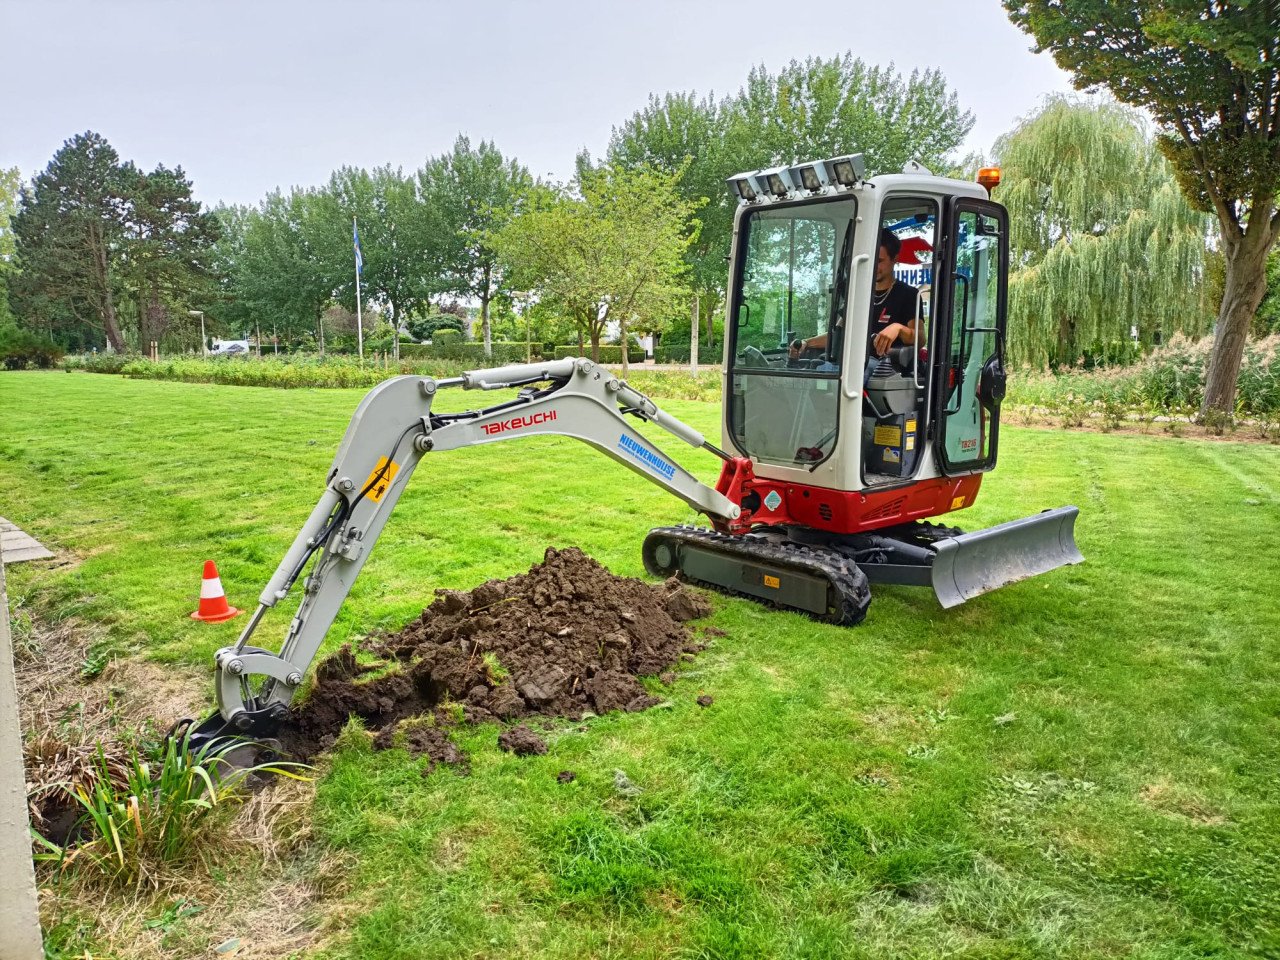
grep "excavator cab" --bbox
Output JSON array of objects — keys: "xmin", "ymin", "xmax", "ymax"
[{"xmin": 725, "ymin": 161, "xmax": 1008, "ymax": 495}]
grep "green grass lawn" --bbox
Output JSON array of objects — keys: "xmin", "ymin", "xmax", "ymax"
[{"xmin": 4, "ymin": 370, "xmax": 1280, "ymax": 959}]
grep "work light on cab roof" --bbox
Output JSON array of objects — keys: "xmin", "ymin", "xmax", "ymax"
[{"xmin": 727, "ymin": 154, "xmax": 865, "ymax": 202}]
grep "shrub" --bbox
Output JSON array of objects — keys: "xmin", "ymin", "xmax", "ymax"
[
  {"xmin": 410, "ymin": 341, "xmax": 541, "ymax": 364},
  {"xmin": 1006, "ymin": 333, "xmax": 1280, "ymax": 420},
  {"xmin": 554, "ymin": 345, "xmax": 645, "ymax": 364},
  {"xmin": 1100, "ymin": 395, "xmax": 1126, "ymax": 432},
  {"xmin": 408, "ymin": 313, "xmax": 466, "ymax": 342},
  {"xmin": 654, "ymin": 345, "xmax": 721, "ymax": 364},
  {"xmin": 67, "ymin": 352, "xmax": 131, "ymax": 374},
  {"xmin": 51, "ymin": 352, "xmax": 730, "ymax": 404},
  {"xmin": 432, "ymin": 328, "xmax": 463, "ymax": 347},
  {"xmin": 622, "ymin": 369, "xmax": 721, "ymax": 402},
  {"xmin": 0, "ymin": 327, "xmax": 64, "ymax": 370},
  {"xmin": 115, "ymin": 355, "xmax": 459, "ymax": 388}
]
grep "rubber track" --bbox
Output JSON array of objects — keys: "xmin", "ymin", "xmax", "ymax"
[{"xmin": 645, "ymin": 525, "xmax": 872, "ymax": 626}]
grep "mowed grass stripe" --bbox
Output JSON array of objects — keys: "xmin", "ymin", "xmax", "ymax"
[{"xmin": 2, "ymin": 371, "xmax": 1279, "ymax": 958}]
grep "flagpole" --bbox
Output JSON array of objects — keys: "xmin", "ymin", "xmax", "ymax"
[{"xmin": 354, "ymin": 216, "xmax": 364, "ymax": 362}]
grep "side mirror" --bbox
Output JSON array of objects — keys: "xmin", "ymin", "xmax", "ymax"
[{"xmin": 978, "ymin": 354, "xmax": 1006, "ymax": 413}]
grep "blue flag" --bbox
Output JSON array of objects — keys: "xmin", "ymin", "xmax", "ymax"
[{"xmin": 353, "ymin": 220, "xmax": 363, "ymax": 276}]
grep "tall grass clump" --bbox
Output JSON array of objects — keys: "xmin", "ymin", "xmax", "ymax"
[{"xmin": 35, "ymin": 733, "xmax": 309, "ymax": 886}]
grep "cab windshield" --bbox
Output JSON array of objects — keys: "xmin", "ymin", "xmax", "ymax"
[{"xmin": 728, "ymin": 197, "xmax": 856, "ymax": 467}]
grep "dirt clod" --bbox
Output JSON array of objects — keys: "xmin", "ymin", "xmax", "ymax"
[
  {"xmin": 663, "ymin": 578, "xmax": 713, "ymax": 621},
  {"xmin": 281, "ymin": 547, "xmax": 711, "ymax": 765},
  {"xmin": 498, "ymin": 725, "xmax": 548, "ymax": 756},
  {"xmin": 557, "ymin": 770, "xmax": 577, "ymax": 783},
  {"xmin": 697, "ymin": 695, "xmax": 714, "ymax": 708},
  {"xmin": 373, "ymin": 721, "xmax": 466, "ymax": 772}
]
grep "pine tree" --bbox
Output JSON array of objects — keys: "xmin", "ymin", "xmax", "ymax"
[{"xmin": 11, "ymin": 132, "xmax": 131, "ymax": 351}]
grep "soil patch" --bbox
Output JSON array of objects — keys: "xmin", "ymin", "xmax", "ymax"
[
  {"xmin": 373, "ymin": 720, "xmax": 467, "ymax": 773},
  {"xmin": 497, "ymin": 725, "xmax": 547, "ymax": 756},
  {"xmin": 278, "ymin": 547, "xmax": 711, "ymax": 762}
]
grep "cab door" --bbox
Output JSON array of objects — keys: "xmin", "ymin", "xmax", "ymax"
[{"xmin": 933, "ymin": 199, "xmax": 1008, "ymax": 474}]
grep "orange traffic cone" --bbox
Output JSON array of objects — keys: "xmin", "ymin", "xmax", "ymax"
[{"xmin": 190, "ymin": 560, "xmax": 241, "ymax": 623}]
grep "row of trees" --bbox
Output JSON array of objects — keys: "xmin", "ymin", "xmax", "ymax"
[
  {"xmin": 212, "ymin": 136, "xmax": 532, "ymax": 357},
  {"xmin": 1, "ymin": 54, "xmax": 978, "ymax": 365},
  {"xmin": 4, "ymin": 19, "xmax": 1279, "ymax": 414},
  {"xmin": 605, "ymin": 56, "xmax": 976, "ymax": 336}
]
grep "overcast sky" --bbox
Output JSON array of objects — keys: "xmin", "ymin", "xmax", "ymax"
[{"xmin": 1, "ymin": 0, "xmax": 1077, "ymax": 208}]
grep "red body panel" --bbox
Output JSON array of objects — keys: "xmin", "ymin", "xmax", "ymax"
[{"xmin": 715, "ymin": 457, "xmax": 982, "ymax": 535}]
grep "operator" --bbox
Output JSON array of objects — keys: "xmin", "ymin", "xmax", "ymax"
[{"xmin": 789, "ymin": 228, "xmax": 922, "ymax": 361}]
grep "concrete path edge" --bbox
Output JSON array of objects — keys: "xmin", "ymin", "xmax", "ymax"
[{"xmin": 0, "ymin": 556, "xmax": 44, "ymax": 958}]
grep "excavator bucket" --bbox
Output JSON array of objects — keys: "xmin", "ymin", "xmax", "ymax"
[{"xmin": 928, "ymin": 506, "xmax": 1083, "ymax": 609}]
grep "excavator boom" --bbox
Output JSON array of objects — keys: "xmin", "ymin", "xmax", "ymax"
[{"xmin": 199, "ymin": 359, "xmax": 741, "ymax": 740}]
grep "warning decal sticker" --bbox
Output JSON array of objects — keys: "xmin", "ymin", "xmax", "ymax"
[
  {"xmin": 873, "ymin": 425, "xmax": 902, "ymax": 446},
  {"xmin": 361, "ymin": 456, "xmax": 400, "ymax": 503}
]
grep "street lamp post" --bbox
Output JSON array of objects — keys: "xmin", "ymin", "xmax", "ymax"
[{"xmin": 188, "ymin": 310, "xmax": 206, "ymax": 356}]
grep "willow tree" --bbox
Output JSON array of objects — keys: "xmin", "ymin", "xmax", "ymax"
[
  {"xmin": 996, "ymin": 97, "xmax": 1213, "ymax": 367},
  {"xmin": 1005, "ymin": 0, "xmax": 1280, "ymax": 414}
]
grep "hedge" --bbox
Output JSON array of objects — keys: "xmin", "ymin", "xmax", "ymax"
[
  {"xmin": 401, "ymin": 341, "xmax": 544, "ymax": 364},
  {"xmin": 553, "ymin": 345, "xmax": 645, "ymax": 363}
]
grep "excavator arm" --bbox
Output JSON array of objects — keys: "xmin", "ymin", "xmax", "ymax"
[{"xmin": 195, "ymin": 358, "xmax": 741, "ymax": 741}]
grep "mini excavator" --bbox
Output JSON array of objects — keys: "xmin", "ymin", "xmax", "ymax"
[{"xmin": 189, "ymin": 156, "xmax": 1082, "ymax": 744}]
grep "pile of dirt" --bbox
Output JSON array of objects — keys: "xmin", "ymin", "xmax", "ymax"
[{"xmin": 278, "ymin": 547, "xmax": 711, "ymax": 763}]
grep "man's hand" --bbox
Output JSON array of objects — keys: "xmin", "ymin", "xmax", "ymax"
[
  {"xmin": 873, "ymin": 323, "xmax": 906, "ymax": 356},
  {"xmin": 788, "ymin": 338, "xmax": 804, "ymax": 359}
]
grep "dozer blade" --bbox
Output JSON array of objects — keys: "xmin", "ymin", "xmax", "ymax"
[{"xmin": 929, "ymin": 506, "xmax": 1083, "ymax": 609}]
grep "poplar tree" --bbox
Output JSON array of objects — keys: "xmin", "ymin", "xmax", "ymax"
[
  {"xmin": 996, "ymin": 97, "xmax": 1213, "ymax": 366},
  {"xmin": 0, "ymin": 167, "xmax": 19, "ymax": 330},
  {"xmin": 418, "ymin": 137, "xmax": 533, "ymax": 357}
]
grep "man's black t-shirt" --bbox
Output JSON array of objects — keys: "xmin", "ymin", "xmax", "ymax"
[{"xmin": 868, "ymin": 280, "xmax": 920, "ymax": 353}]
